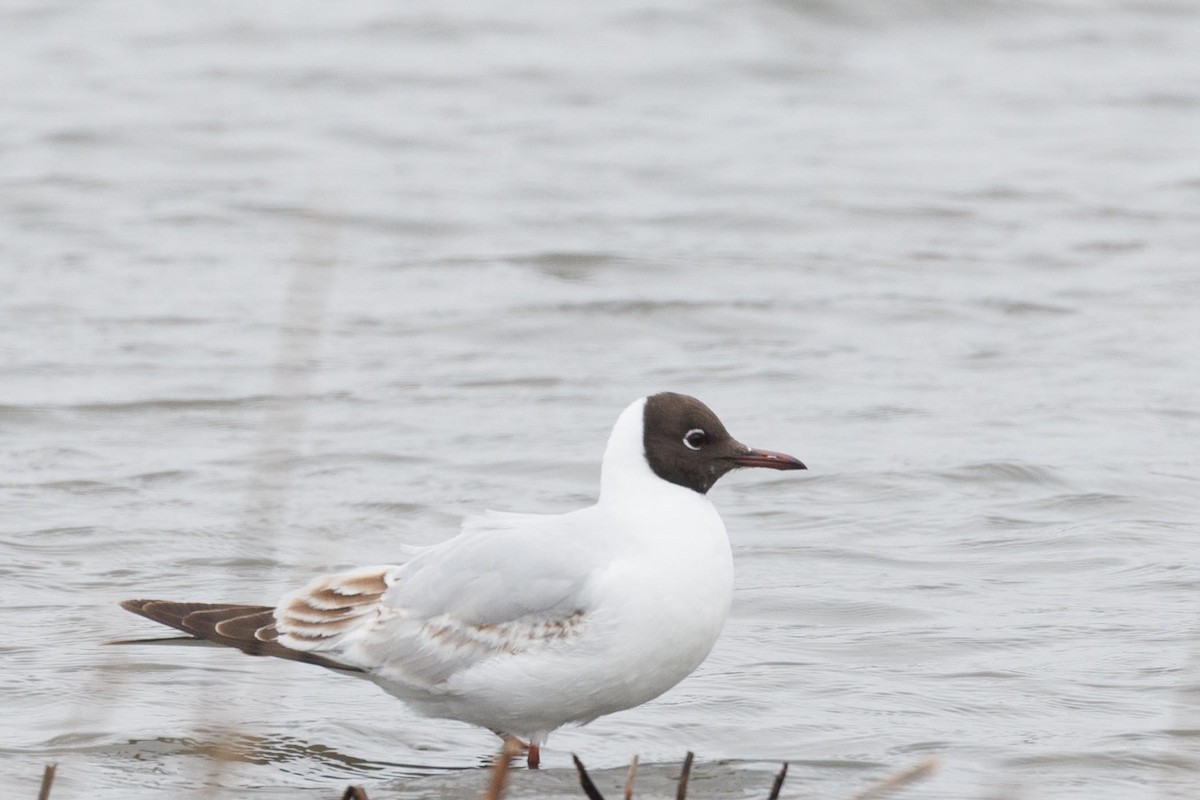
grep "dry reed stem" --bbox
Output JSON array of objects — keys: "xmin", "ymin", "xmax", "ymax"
[
  {"xmin": 574, "ymin": 752, "xmax": 793, "ymax": 800},
  {"xmin": 37, "ymin": 764, "xmax": 56, "ymax": 800},
  {"xmin": 623, "ymin": 754, "xmax": 639, "ymax": 800},
  {"xmin": 767, "ymin": 762, "xmax": 788, "ymax": 800},
  {"xmin": 846, "ymin": 755, "xmax": 938, "ymax": 800},
  {"xmin": 675, "ymin": 751, "xmax": 695, "ymax": 800},
  {"xmin": 199, "ymin": 226, "xmax": 338, "ymax": 798},
  {"xmin": 482, "ymin": 738, "xmax": 525, "ymax": 800},
  {"xmin": 572, "ymin": 754, "xmax": 607, "ymax": 800}
]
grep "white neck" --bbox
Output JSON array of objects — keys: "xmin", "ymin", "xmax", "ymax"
[{"xmin": 599, "ymin": 397, "xmax": 700, "ymax": 507}]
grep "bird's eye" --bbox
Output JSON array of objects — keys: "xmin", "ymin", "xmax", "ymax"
[{"xmin": 683, "ymin": 429, "xmax": 707, "ymax": 450}]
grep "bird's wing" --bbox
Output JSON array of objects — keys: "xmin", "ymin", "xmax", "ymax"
[
  {"xmin": 276, "ymin": 510, "xmax": 600, "ymax": 685},
  {"xmin": 388, "ymin": 510, "xmax": 597, "ymax": 623}
]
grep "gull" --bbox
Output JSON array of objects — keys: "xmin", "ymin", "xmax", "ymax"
[{"xmin": 119, "ymin": 392, "xmax": 806, "ymax": 768}]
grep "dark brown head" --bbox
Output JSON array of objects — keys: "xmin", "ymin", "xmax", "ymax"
[{"xmin": 642, "ymin": 392, "xmax": 806, "ymax": 494}]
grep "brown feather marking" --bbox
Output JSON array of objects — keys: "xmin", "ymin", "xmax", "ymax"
[
  {"xmin": 255, "ymin": 624, "xmax": 281, "ymax": 643},
  {"xmin": 130, "ymin": 601, "xmax": 258, "ymax": 636},
  {"xmin": 417, "ymin": 609, "xmax": 587, "ymax": 654},
  {"xmin": 308, "ymin": 587, "xmax": 381, "ymax": 608},
  {"xmin": 280, "ymin": 628, "xmax": 333, "ymax": 641},
  {"xmin": 278, "ymin": 615, "xmax": 363, "ymax": 637},
  {"xmin": 120, "ymin": 598, "xmax": 364, "ymax": 673},
  {"xmin": 284, "ymin": 597, "xmax": 372, "ymax": 624},
  {"xmin": 213, "ymin": 610, "xmax": 277, "ymax": 641},
  {"xmin": 181, "ymin": 607, "xmax": 267, "ymax": 644},
  {"xmin": 331, "ymin": 571, "xmax": 389, "ymax": 596}
]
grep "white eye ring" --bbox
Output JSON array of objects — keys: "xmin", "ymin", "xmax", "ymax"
[{"xmin": 683, "ymin": 428, "xmax": 706, "ymax": 450}]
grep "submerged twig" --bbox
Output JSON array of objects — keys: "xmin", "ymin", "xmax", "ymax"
[
  {"xmin": 572, "ymin": 754, "xmax": 608, "ymax": 800},
  {"xmin": 623, "ymin": 754, "xmax": 639, "ymax": 800},
  {"xmin": 676, "ymin": 751, "xmax": 694, "ymax": 800},
  {"xmin": 767, "ymin": 762, "xmax": 788, "ymax": 800},
  {"xmin": 847, "ymin": 755, "xmax": 938, "ymax": 800},
  {"xmin": 37, "ymin": 764, "xmax": 56, "ymax": 800}
]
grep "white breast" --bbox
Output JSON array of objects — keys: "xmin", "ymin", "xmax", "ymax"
[{"xmin": 339, "ymin": 396, "xmax": 736, "ymax": 741}]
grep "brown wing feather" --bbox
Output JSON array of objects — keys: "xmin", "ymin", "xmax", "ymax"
[
  {"xmin": 274, "ymin": 568, "xmax": 390, "ymax": 644},
  {"xmin": 119, "ymin": 599, "xmax": 363, "ymax": 673}
]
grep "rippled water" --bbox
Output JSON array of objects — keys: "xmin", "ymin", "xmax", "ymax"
[{"xmin": 3, "ymin": 1, "xmax": 1199, "ymax": 798}]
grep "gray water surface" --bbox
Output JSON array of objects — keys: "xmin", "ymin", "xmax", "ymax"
[{"xmin": 2, "ymin": 1, "xmax": 1199, "ymax": 798}]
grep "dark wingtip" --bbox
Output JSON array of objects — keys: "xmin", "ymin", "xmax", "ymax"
[
  {"xmin": 116, "ymin": 598, "xmax": 365, "ymax": 674},
  {"xmin": 106, "ymin": 636, "xmax": 206, "ymax": 646}
]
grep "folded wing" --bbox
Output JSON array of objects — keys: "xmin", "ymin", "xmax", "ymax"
[
  {"xmin": 276, "ymin": 512, "xmax": 599, "ymax": 685},
  {"xmin": 122, "ymin": 510, "xmax": 602, "ymax": 687}
]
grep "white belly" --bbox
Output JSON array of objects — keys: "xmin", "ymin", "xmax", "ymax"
[{"xmin": 374, "ymin": 497, "xmax": 735, "ymax": 740}]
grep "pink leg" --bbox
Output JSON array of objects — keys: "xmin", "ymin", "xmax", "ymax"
[{"xmin": 527, "ymin": 743, "xmax": 540, "ymax": 770}]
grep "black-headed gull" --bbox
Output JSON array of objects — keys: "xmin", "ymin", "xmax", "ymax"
[{"xmin": 120, "ymin": 392, "xmax": 806, "ymax": 768}]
